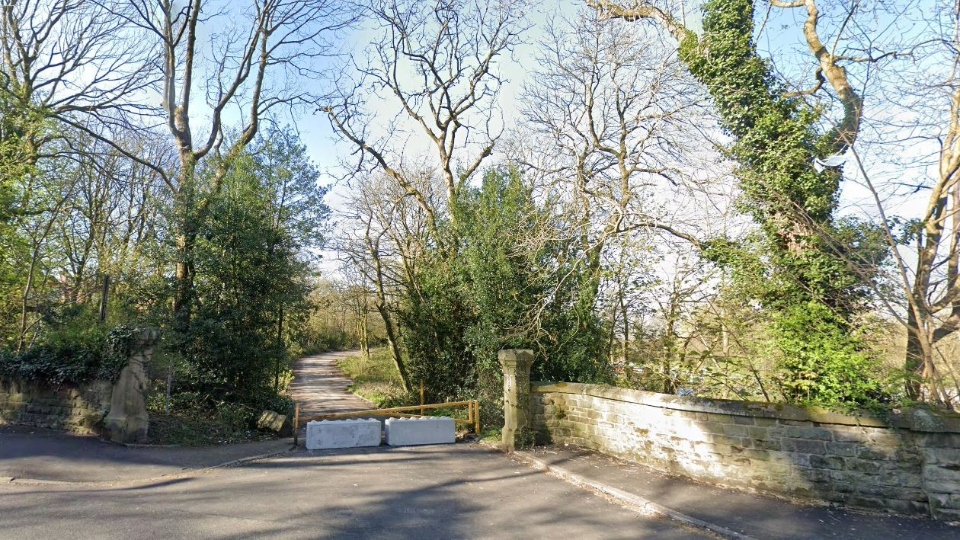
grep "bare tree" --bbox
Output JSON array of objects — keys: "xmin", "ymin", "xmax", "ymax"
[
  {"xmin": 337, "ymin": 170, "xmax": 445, "ymax": 391},
  {"xmin": 516, "ymin": 8, "xmax": 715, "ymax": 353},
  {"xmin": 0, "ymin": 0, "xmax": 156, "ymax": 136},
  {"xmin": 844, "ymin": 1, "xmax": 960, "ymax": 403},
  {"xmin": 12, "ymin": 154, "xmax": 80, "ymax": 349},
  {"xmin": 55, "ymin": 135, "xmax": 169, "ymax": 304},
  {"xmin": 0, "ymin": 0, "xmax": 168, "ymax": 345},
  {"xmin": 324, "ymin": 0, "xmax": 526, "ymax": 233},
  {"xmin": 0, "ymin": 0, "xmax": 157, "ymax": 230},
  {"xmin": 325, "ymin": 0, "xmax": 527, "ymax": 388}
]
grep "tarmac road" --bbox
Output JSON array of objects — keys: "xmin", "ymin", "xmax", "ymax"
[
  {"xmin": 4, "ymin": 350, "xmax": 958, "ymax": 539},
  {"xmin": 0, "ymin": 351, "xmax": 715, "ymax": 539},
  {"xmin": 0, "ymin": 443, "xmax": 717, "ymax": 539}
]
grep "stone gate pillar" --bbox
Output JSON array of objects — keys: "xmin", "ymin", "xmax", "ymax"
[
  {"xmin": 105, "ymin": 328, "xmax": 160, "ymax": 444},
  {"xmin": 499, "ymin": 349, "xmax": 534, "ymax": 452}
]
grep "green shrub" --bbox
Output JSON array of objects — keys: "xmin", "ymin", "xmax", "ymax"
[
  {"xmin": 773, "ymin": 302, "xmax": 891, "ymax": 409},
  {"xmin": 393, "ymin": 166, "xmax": 613, "ymax": 426},
  {"xmin": 0, "ymin": 307, "xmax": 134, "ymax": 386}
]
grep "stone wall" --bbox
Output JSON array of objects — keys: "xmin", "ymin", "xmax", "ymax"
[
  {"xmin": 0, "ymin": 378, "xmax": 112, "ymax": 435},
  {"xmin": 531, "ymin": 382, "xmax": 960, "ymax": 520}
]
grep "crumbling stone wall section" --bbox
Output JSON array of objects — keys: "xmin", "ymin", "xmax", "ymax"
[
  {"xmin": 0, "ymin": 378, "xmax": 112, "ymax": 435},
  {"xmin": 531, "ymin": 382, "xmax": 960, "ymax": 521}
]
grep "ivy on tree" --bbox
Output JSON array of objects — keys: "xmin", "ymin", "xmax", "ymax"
[{"xmin": 592, "ymin": 0, "xmax": 889, "ymax": 406}]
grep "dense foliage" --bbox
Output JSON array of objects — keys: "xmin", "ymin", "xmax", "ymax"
[
  {"xmin": 0, "ymin": 314, "xmax": 135, "ymax": 386},
  {"xmin": 182, "ymin": 130, "xmax": 327, "ymax": 400},
  {"xmin": 395, "ymin": 167, "xmax": 611, "ymax": 421},
  {"xmin": 676, "ymin": 0, "xmax": 889, "ymax": 404},
  {"xmin": 456, "ymin": 168, "xmax": 610, "ymax": 385},
  {"xmin": 0, "ymin": 122, "xmax": 325, "ymax": 432}
]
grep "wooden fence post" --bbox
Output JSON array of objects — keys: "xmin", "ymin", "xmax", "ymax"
[{"xmin": 293, "ymin": 402, "xmax": 300, "ymax": 447}]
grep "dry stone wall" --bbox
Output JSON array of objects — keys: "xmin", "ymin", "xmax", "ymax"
[
  {"xmin": 531, "ymin": 382, "xmax": 960, "ymax": 520},
  {"xmin": 0, "ymin": 378, "xmax": 112, "ymax": 435}
]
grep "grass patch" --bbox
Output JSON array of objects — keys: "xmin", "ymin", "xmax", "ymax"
[
  {"xmin": 480, "ymin": 426, "xmax": 502, "ymax": 445},
  {"xmin": 337, "ymin": 348, "xmax": 412, "ymax": 408},
  {"xmin": 337, "ymin": 349, "xmax": 486, "ymax": 433}
]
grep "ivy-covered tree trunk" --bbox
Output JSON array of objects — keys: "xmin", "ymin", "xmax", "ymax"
[
  {"xmin": 590, "ymin": 0, "xmax": 862, "ymax": 307},
  {"xmin": 679, "ymin": 0, "xmax": 864, "ymax": 309},
  {"xmin": 590, "ymin": 0, "xmax": 885, "ymax": 406}
]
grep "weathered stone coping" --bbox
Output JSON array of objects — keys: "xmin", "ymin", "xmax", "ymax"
[{"xmin": 532, "ymin": 382, "xmax": 960, "ymax": 433}]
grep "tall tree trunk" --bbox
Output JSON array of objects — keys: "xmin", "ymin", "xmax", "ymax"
[
  {"xmin": 173, "ymin": 230, "xmax": 196, "ymax": 340},
  {"xmin": 172, "ymin": 160, "xmax": 199, "ymax": 347},
  {"xmin": 359, "ymin": 298, "xmax": 370, "ymax": 361},
  {"xmin": 904, "ymin": 307, "xmax": 926, "ymax": 400},
  {"xmin": 17, "ymin": 191, "xmax": 70, "ymax": 351},
  {"xmin": 274, "ymin": 306, "xmax": 285, "ymax": 392},
  {"xmin": 620, "ymin": 289, "xmax": 629, "ymax": 365},
  {"xmin": 905, "ymin": 306, "xmax": 951, "ymax": 405},
  {"xmin": 376, "ymin": 303, "xmax": 410, "ymax": 392}
]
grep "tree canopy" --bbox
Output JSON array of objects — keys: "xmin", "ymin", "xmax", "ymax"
[{"xmin": 3, "ymin": 0, "xmax": 960, "ymax": 420}]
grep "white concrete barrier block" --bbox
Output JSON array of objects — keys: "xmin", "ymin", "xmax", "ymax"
[
  {"xmin": 305, "ymin": 418, "xmax": 382, "ymax": 450},
  {"xmin": 385, "ymin": 416, "xmax": 456, "ymax": 446}
]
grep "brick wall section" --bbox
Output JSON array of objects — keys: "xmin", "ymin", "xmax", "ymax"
[
  {"xmin": 0, "ymin": 378, "xmax": 112, "ymax": 435},
  {"xmin": 531, "ymin": 382, "xmax": 960, "ymax": 520}
]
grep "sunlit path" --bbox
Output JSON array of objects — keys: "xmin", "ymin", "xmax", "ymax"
[{"xmin": 289, "ymin": 350, "xmax": 374, "ymax": 417}]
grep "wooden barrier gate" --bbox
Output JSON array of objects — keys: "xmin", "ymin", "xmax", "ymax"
[{"xmin": 292, "ymin": 400, "xmax": 480, "ymax": 447}]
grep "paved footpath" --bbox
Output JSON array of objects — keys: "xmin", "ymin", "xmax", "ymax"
[
  {"xmin": 515, "ymin": 444, "xmax": 960, "ymax": 540},
  {"xmin": 0, "ymin": 424, "xmax": 290, "ymax": 483},
  {"xmin": 278, "ymin": 351, "xmax": 960, "ymax": 539},
  {"xmin": 0, "ymin": 350, "xmax": 372, "ymax": 484},
  {"xmin": 0, "ymin": 443, "xmax": 715, "ymax": 539},
  {"xmin": 289, "ymin": 350, "xmax": 374, "ymax": 417}
]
